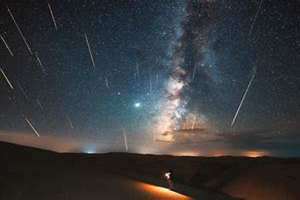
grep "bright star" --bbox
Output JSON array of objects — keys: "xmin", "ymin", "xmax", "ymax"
[{"xmin": 134, "ymin": 102, "xmax": 141, "ymax": 108}]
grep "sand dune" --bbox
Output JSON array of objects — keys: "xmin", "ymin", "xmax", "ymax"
[
  {"xmin": 1, "ymin": 141, "xmax": 299, "ymax": 200},
  {"xmin": 222, "ymin": 163, "xmax": 300, "ymax": 200}
]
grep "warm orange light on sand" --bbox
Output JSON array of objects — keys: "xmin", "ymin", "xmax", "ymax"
[{"xmin": 137, "ymin": 182, "xmax": 192, "ymax": 200}]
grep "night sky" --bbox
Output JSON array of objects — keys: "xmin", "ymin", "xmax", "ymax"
[{"xmin": 0, "ymin": 0, "xmax": 299, "ymax": 156}]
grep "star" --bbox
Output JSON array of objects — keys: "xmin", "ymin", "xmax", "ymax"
[{"xmin": 134, "ymin": 102, "xmax": 141, "ymax": 108}]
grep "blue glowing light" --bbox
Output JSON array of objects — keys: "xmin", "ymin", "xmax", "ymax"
[
  {"xmin": 86, "ymin": 150, "xmax": 96, "ymax": 154},
  {"xmin": 134, "ymin": 102, "xmax": 141, "ymax": 108}
]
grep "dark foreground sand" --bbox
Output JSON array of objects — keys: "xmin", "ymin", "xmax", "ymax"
[
  {"xmin": 1, "ymin": 141, "xmax": 299, "ymax": 200},
  {"xmin": 1, "ymin": 166, "xmax": 191, "ymax": 200},
  {"xmin": 0, "ymin": 142, "xmax": 233, "ymax": 200}
]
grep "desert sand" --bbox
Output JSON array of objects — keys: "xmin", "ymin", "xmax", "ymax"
[{"xmin": 1, "ymin": 141, "xmax": 299, "ymax": 200}]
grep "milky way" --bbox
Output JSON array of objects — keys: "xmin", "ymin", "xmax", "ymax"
[{"xmin": 154, "ymin": 0, "xmax": 218, "ymax": 143}]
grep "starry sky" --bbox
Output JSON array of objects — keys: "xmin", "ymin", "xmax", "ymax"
[{"xmin": 0, "ymin": 0, "xmax": 299, "ymax": 156}]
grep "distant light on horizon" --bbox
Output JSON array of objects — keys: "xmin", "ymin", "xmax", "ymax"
[
  {"xmin": 83, "ymin": 145, "xmax": 97, "ymax": 154},
  {"xmin": 242, "ymin": 150, "xmax": 270, "ymax": 158},
  {"xmin": 86, "ymin": 150, "xmax": 96, "ymax": 154}
]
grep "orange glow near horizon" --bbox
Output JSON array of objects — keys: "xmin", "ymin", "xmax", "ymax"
[
  {"xmin": 242, "ymin": 150, "xmax": 270, "ymax": 158},
  {"xmin": 173, "ymin": 151, "xmax": 200, "ymax": 157},
  {"xmin": 211, "ymin": 151, "xmax": 226, "ymax": 157},
  {"xmin": 137, "ymin": 182, "xmax": 192, "ymax": 200}
]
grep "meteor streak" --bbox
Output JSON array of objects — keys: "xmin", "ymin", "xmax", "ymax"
[
  {"xmin": 48, "ymin": 2, "xmax": 58, "ymax": 30},
  {"xmin": 25, "ymin": 117, "xmax": 40, "ymax": 137},
  {"xmin": 36, "ymin": 99, "xmax": 44, "ymax": 111},
  {"xmin": 7, "ymin": 7, "xmax": 33, "ymax": 55},
  {"xmin": 191, "ymin": 115, "xmax": 197, "ymax": 129},
  {"xmin": 192, "ymin": 65, "xmax": 197, "ymax": 81},
  {"xmin": 248, "ymin": 0, "xmax": 264, "ymax": 37},
  {"xmin": 84, "ymin": 33, "xmax": 95, "ymax": 69},
  {"xmin": 122, "ymin": 128, "xmax": 128, "ymax": 152},
  {"xmin": 105, "ymin": 77, "xmax": 110, "ymax": 89},
  {"xmin": 0, "ymin": 34, "xmax": 14, "ymax": 56},
  {"xmin": 149, "ymin": 77, "xmax": 152, "ymax": 94},
  {"xmin": 17, "ymin": 82, "xmax": 29, "ymax": 100},
  {"xmin": 35, "ymin": 52, "xmax": 47, "ymax": 75},
  {"xmin": 136, "ymin": 62, "xmax": 140, "ymax": 80},
  {"xmin": 66, "ymin": 114, "xmax": 74, "ymax": 129},
  {"xmin": 231, "ymin": 69, "xmax": 256, "ymax": 127},
  {"xmin": 0, "ymin": 67, "xmax": 14, "ymax": 89}
]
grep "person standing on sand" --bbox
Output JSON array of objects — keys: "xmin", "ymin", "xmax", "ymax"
[{"xmin": 164, "ymin": 170, "xmax": 174, "ymax": 190}]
